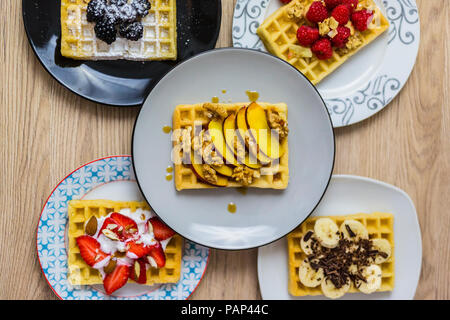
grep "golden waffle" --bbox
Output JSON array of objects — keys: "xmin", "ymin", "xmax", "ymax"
[
  {"xmin": 172, "ymin": 102, "xmax": 289, "ymax": 191},
  {"xmin": 67, "ymin": 200, "xmax": 183, "ymax": 286},
  {"xmin": 257, "ymin": 0, "xmax": 389, "ymax": 84},
  {"xmin": 61, "ymin": 0, "xmax": 177, "ymax": 60},
  {"xmin": 287, "ymin": 212, "xmax": 395, "ymax": 297}
]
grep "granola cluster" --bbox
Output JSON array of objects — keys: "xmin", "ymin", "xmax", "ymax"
[
  {"xmin": 286, "ymin": 1, "xmax": 305, "ymax": 20},
  {"xmin": 268, "ymin": 110, "xmax": 289, "ymax": 139},
  {"xmin": 232, "ymin": 165, "xmax": 261, "ymax": 185},
  {"xmin": 203, "ymin": 103, "xmax": 228, "ymax": 119}
]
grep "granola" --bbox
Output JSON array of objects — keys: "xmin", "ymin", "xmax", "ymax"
[
  {"xmin": 203, "ymin": 103, "xmax": 228, "ymax": 119},
  {"xmin": 336, "ymin": 32, "xmax": 363, "ymax": 55},
  {"xmin": 202, "ymin": 164, "xmax": 218, "ymax": 184},
  {"xmin": 286, "ymin": 1, "xmax": 305, "ymax": 20},
  {"xmin": 232, "ymin": 165, "xmax": 260, "ymax": 185},
  {"xmin": 318, "ymin": 17, "xmax": 339, "ymax": 37},
  {"xmin": 268, "ymin": 110, "xmax": 289, "ymax": 139}
]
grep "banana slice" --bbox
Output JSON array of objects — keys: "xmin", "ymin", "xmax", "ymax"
[
  {"xmin": 339, "ymin": 219, "xmax": 368, "ymax": 241},
  {"xmin": 300, "ymin": 230, "xmax": 316, "ymax": 255},
  {"xmin": 356, "ymin": 265, "xmax": 382, "ymax": 294},
  {"xmin": 371, "ymin": 238, "xmax": 391, "ymax": 264},
  {"xmin": 298, "ymin": 259, "xmax": 324, "ymax": 287},
  {"xmin": 321, "ymin": 277, "xmax": 350, "ymax": 299},
  {"xmin": 314, "ymin": 218, "xmax": 340, "ymax": 248}
]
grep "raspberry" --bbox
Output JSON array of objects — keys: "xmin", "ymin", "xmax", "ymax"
[
  {"xmin": 311, "ymin": 38, "xmax": 333, "ymax": 60},
  {"xmin": 351, "ymin": 9, "xmax": 374, "ymax": 31},
  {"xmin": 331, "ymin": 26, "xmax": 351, "ymax": 48},
  {"xmin": 296, "ymin": 26, "xmax": 320, "ymax": 47},
  {"xmin": 306, "ymin": 1, "xmax": 329, "ymax": 24},
  {"xmin": 331, "ymin": 4, "xmax": 350, "ymax": 25},
  {"xmin": 342, "ymin": 0, "xmax": 359, "ymax": 13},
  {"xmin": 280, "ymin": 0, "xmax": 292, "ymax": 3},
  {"xmin": 324, "ymin": 0, "xmax": 342, "ymax": 10}
]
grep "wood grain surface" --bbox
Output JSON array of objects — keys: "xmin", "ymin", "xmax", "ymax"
[{"xmin": 0, "ymin": 0, "xmax": 449, "ymax": 300}]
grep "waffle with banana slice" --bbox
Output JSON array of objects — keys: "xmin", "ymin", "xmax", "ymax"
[
  {"xmin": 172, "ymin": 102, "xmax": 289, "ymax": 191},
  {"xmin": 67, "ymin": 200, "xmax": 183, "ymax": 286},
  {"xmin": 61, "ymin": 0, "xmax": 177, "ymax": 60},
  {"xmin": 257, "ymin": 0, "xmax": 389, "ymax": 85},
  {"xmin": 287, "ymin": 212, "xmax": 395, "ymax": 298}
]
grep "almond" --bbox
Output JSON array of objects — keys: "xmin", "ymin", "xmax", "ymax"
[
  {"xmin": 114, "ymin": 251, "xmax": 127, "ymax": 258},
  {"xmin": 85, "ymin": 216, "xmax": 98, "ymax": 236},
  {"xmin": 147, "ymin": 221, "xmax": 153, "ymax": 233},
  {"xmin": 102, "ymin": 229, "xmax": 120, "ymax": 241},
  {"xmin": 104, "ymin": 259, "xmax": 117, "ymax": 275},
  {"xmin": 133, "ymin": 261, "xmax": 141, "ymax": 279}
]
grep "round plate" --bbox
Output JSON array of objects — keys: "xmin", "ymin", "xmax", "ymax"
[
  {"xmin": 233, "ymin": 0, "xmax": 420, "ymax": 127},
  {"xmin": 37, "ymin": 156, "xmax": 209, "ymax": 300},
  {"xmin": 257, "ymin": 175, "xmax": 422, "ymax": 300},
  {"xmin": 23, "ymin": 0, "xmax": 222, "ymax": 106},
  {"xmin": 132, "ymin": 48, "xmax": 335, "ymax": 250}
]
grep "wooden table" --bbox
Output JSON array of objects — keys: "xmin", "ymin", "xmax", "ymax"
[{"xmin": 0, "ymin": 0, "xmax": 448, "ymax": 300}]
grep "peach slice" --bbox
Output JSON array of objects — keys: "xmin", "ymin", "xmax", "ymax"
[
  {"xmin": 223, "ymin": 113, "xmax": 261, "ymax": 170},
  {"xmin": 246, "ymin": 102, "xmax": 285, "ymax": 160},
  {"xmin": 212, "ymin": 164, "xmax": 233, "ymax": 177},
  {"xmin": 190, "ymin": 153, "xmax": 228, "ymax": 187},
  {"xmin": 208, "ymin": 118, "xmax": 238, "ymax": 166}
]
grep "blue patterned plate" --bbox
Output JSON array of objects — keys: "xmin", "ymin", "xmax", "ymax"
[
  {"xmin": 233, "ymin": 0, "xmax": 420, "ymax": 127},
  {"xmin": 37, "ymin": 156, "xmax": 209, "ymax": 300}
]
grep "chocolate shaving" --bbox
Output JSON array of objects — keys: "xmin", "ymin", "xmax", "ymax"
[
  {"xmin": 379, "ymin": 252, "xmax": 389, "ymax": 259},
  {"xmin": 345, "ymin": 224, "xmax": 356, "ymax": 237},
  {"xmin": 303, "ymin": 231, "xmax": 314, "ymax": 242},
  {"xmin": 306, "ymin": 235, "xmax": 384, "ymax": 289}
]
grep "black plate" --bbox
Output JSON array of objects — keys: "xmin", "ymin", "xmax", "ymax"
[{"xmin": 22, "ymin": 0, "xmax": 222, "ymax": 106}]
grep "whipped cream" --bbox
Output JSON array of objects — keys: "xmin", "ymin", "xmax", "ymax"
[{"xmin": 86, "ymin": 208, "xmax": 172, "ymax": 277}]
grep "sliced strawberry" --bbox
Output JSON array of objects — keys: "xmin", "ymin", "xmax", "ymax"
[
  {"xmin": 76, "ymin": 235, "xmax": 109, "ymax": 267},
  {"xmin": 103, "ymin": 264, "xmax": 130, "ymax": 295},
  {"xmin": 110, "ymin": 212, "xmax": 139, "ymax": 238},
  {"xmin": 98, "ymin": 217, "xmax": 123, "ymax": 240},
  {"xmin": 127, "ymin": 240, "xmax": 152, "ymax": 259},
  {"xmin": 149, "ymin": 217, "xmax": 175, "ymax": 241},
  {"xmin": 147, "ymin": 242, "xmax": 166, "ymax": 268},
  {"xmin": 130, "ymin": 259, "xmax": 147, "ymax": 284}
]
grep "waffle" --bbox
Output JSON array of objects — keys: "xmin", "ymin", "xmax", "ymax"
[
  {"xmin": 287, "ymin": 212, "xmax": 395, "ymax": 297},
  {"xmin": 172, "ymin": 102, "xmax": 289, "ymax": 191},
  {"xmin": 61, "ymin": 0, "xmax": 177, "ymax": 60},
  {"xmin": 67, "ymin": 200, "xmax": 183, "ymax": 286},
  {"xmin": 257, "ymin": 0, "xmax": 389, "ymax": 84}
]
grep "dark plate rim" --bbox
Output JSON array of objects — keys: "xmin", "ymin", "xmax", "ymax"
[
  {"xmin": 131, "ymin": 47, "xmax": 336, "ymax": 251},
  {"xmin": 22, "ymin": 0, "xmax": 223, "ymax": 107}
]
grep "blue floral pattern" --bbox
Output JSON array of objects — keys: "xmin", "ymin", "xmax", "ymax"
[
  {"xmin": 232, "ymin": 0, "xmax": 420, "ymax": 127},
  {"xmin": 37, "ymin": 156, "xmax": 209, "ymax": 300}
]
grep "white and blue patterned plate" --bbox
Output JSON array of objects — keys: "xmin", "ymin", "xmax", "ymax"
[
  {"xmin": 37, "ymin": 156, "xmax": 210, "ymax": 300},
  {"xmin": 233, "ymin": 0, "xmax": 420, "ymax": 127}
]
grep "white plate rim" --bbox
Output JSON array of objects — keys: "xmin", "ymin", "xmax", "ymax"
[
  {"xmin": 36, "ymin": 155, "xmax": 210, "ymax": 300},
  {"xmin": 232, "ymin": 0, "xmax": 421, "ymax": 127},
  {"xmin": 257, "ymin": 174, "xmax": 423, "ymax": 300}
]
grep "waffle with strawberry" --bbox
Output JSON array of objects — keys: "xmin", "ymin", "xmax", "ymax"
[
  {"xmin": 257, "ymin": 0, "xmax": 389, "ymax": 84},
  {"xmin": 67, "ymin": 200, "xmax": 183, "ymax": 295}
]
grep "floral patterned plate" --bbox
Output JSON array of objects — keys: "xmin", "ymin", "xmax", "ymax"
[
  {"xmin": 233, "ymin": 0, "xmax": 420, "ymax": 127},
  {"xmin": 37, "ymin": 156, "xmax": 209, "ymax": 300}
]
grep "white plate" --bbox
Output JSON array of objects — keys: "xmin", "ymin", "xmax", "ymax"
[
  {"xmin": 257, "ymin": 175, "xmax": 422, "ymax": 300},
  {"xmin": 233, "ymin": 0, "xmax": 420, "ymax": 127},
  {"xmin": 37, "ymin": 156, "xmax": 209, "ymax": 300},
  {"xmin": 133, "ymin": 48, "xmax": 335, "ymax": 250}
]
